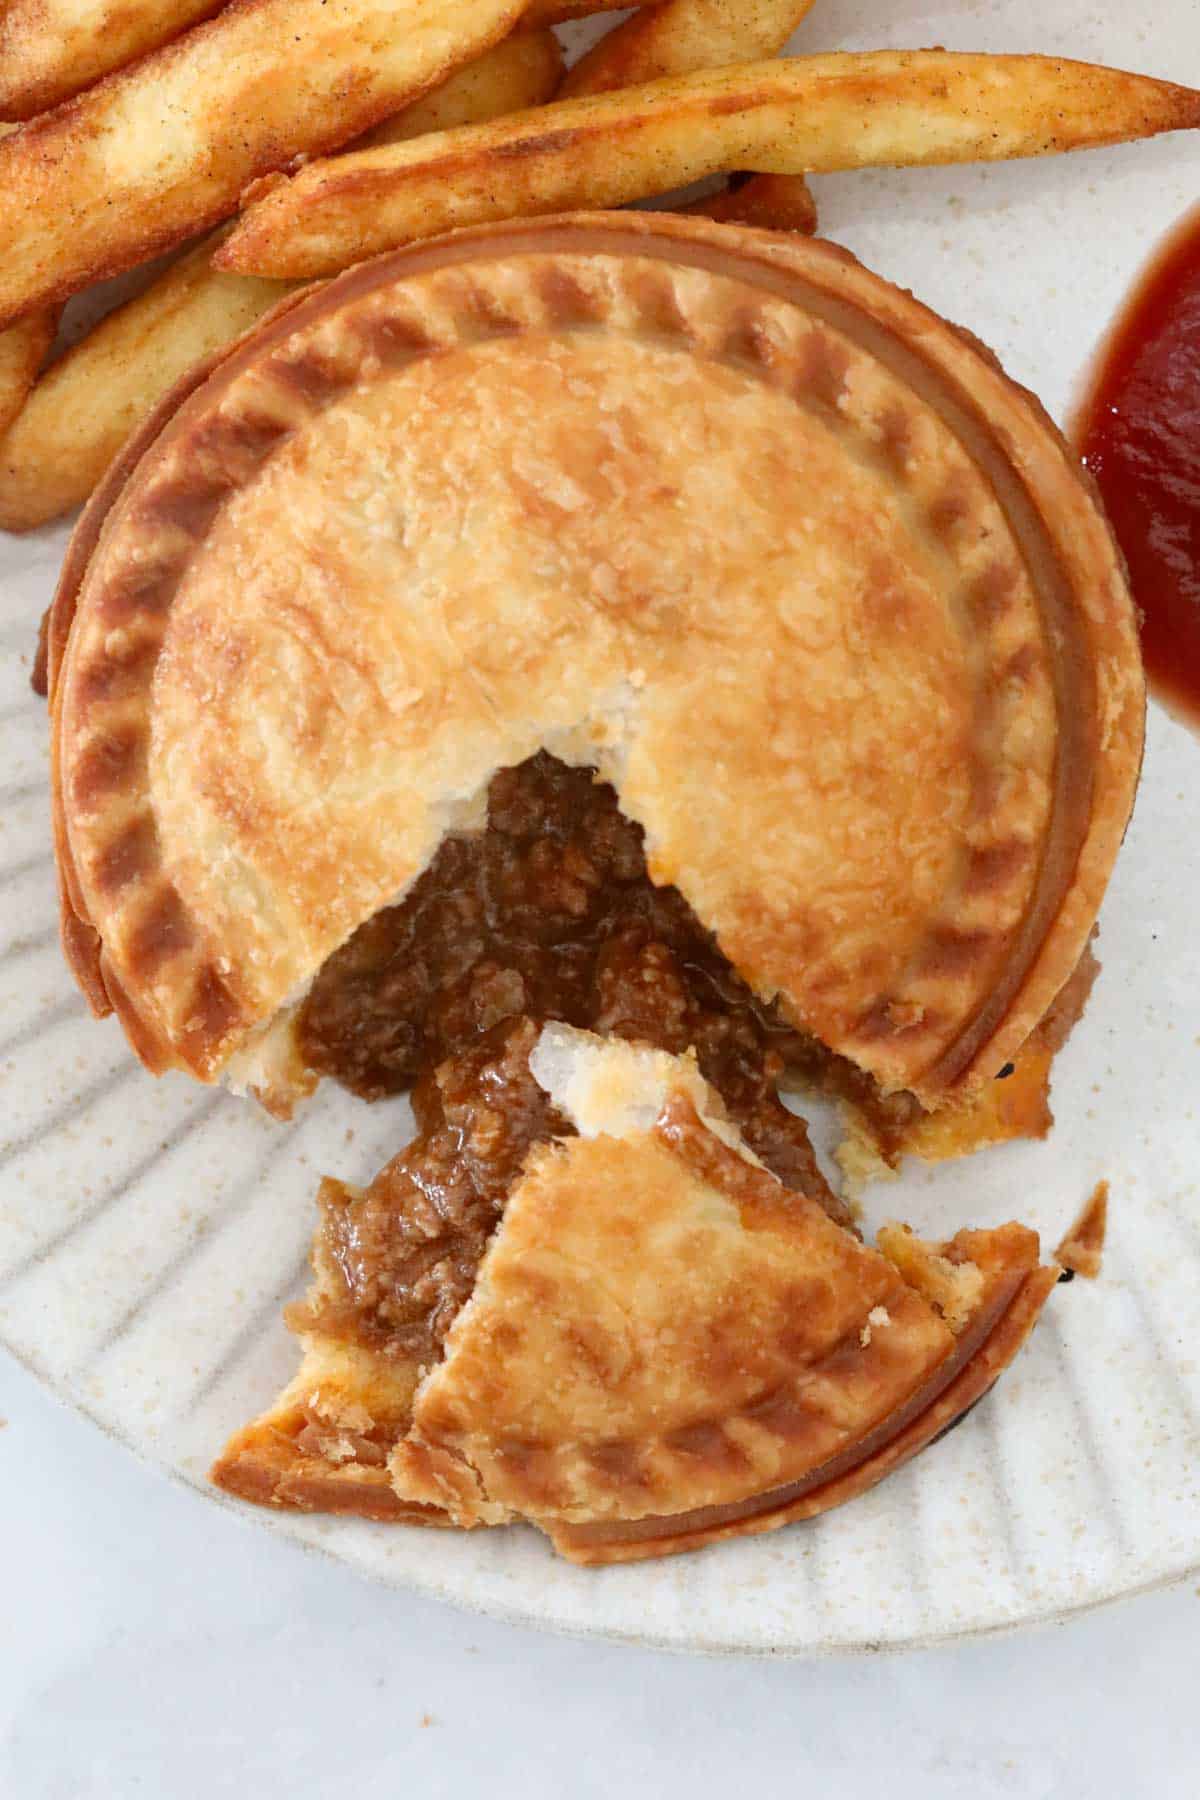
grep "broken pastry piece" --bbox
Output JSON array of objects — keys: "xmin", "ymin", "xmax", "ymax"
[
  {"xmin": 213, "ymin": 1024, "xmax": 1059, "ymax": 1563},
  {"xmin": 1055, "ymin": 1180, "xmax": 1109, "ymax": 1280}
]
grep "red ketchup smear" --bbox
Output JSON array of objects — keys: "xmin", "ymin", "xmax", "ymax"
[{"xmin": 1075, "ymin": 206, "xmax": 1200, "ymax": 728}]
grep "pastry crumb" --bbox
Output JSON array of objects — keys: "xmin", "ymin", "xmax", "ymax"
[
  {"xmin": 1056, "ymin": 1180, "xmax": 1109, "ymax": 1280},
  {"xmin": 859, "ymin": 1304, "xmax": 891, "ymax": 1347}
]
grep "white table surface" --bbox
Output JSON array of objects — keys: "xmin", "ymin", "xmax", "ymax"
[{"xmin": 3, "ymin": 1350, "xmax": 1196, "ymax": 1798}]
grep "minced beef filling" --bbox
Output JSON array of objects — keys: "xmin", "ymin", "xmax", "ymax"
[
  {"xmin": 296, "ymin": 754, "xmax": 866, "ymax": 1355},
  {"xmin": 300, "ymin": 753, "xmax": 843, "ymax": 1214},
  {"xmin": 296, "ymin": 1019, "xmax": 568, "ymax": 1359}
]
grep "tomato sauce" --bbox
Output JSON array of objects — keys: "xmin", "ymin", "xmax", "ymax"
[{"xmin": 1075, "ymin": 205, "xmax": 1200, "ymax": 728}]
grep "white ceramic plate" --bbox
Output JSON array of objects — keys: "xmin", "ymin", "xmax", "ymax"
[{"xmin": 2, "ymin": 0, "xmax": 1199, "ymax": 1655}]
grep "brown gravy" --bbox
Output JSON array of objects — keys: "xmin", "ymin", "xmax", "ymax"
[
  {"xmin": 299, "ymin": 753, "xmax": 847, "ymax": 1220},
  {"xmin": 295, "ymin": 1019, "xmax": 570, "ymax": 1358}
]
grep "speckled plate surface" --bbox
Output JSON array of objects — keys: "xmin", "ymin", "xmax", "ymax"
[{"xmin": 2, "ymin": 0, "xmax": 1199, "ymax": 1655}]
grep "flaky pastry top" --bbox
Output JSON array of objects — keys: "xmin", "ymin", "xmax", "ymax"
[{"xmin": 48, "ymin": 213, "xmax": 1144, "ymax": 1103}]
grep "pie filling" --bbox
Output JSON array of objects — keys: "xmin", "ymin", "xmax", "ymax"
[
  {"xmin": 287, "ymin": 752, "xmax": 1093, "ymax": 1371},
  {"xmin": 292, "ymin": 1018, "xmax": 570, "ymax": 1363},
  {"xmin": 297, "ymin": 752, "xmax": 911, "ymax": 1215}
]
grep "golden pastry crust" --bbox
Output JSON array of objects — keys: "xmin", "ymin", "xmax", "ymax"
[
  {"xmin": 392, "ymin": 1098, "xmax": 1044, "ymax": 1532},
  {"xmin": 49, "ymin": 213, "xmax": 1144, "ymax": 1107},
  {"xmin": 211, "ymin": 1335, "xmax": 446, "ymax": 1525},
  {"xmin": 548, "ymin": 1253, "xmax": 1059, "ymax": 1564}
]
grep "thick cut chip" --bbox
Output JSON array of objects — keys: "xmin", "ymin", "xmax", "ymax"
[
  {"xmin": 0, "ymin": 0, "xmax": 224, "ymax": 120},
  {"xmin": 217, "ymin": 52, "xmax": 1200, "ymax": 279},
  {"xmin": 359, "ymin": 27, "xmax": 564, "ymax": 149},
  {"xmin": 0, "ymin": 313, "xmax": 56, "ymax": 443},
  {"xmin": 0, "ymin": 0, "xmax": 526, "ymax": 330},
  {"xmin": 681, "ymin": 172, "xmax": 818, "ymax": 235},
  {"xmin": 560, "ymin": 0, "xmax": 817, "ymax": 98},
  {"xmin": 562, "ymin": 4, "xmax": 819, "ymax": 271}
]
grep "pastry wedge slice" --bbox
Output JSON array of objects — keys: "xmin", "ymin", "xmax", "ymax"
[{"xmin": 212, "ymin": 1023, "xmax": 1058, "ymax": 1563}]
